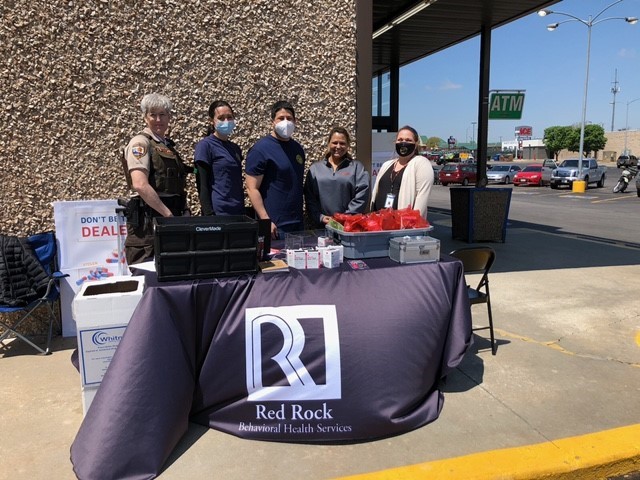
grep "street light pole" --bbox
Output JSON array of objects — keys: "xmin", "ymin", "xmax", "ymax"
[
  {"xmin": 610, "ymin": 69, "xmax": 620, "ymax": 132},
  {"xmin": 624, "ymin": 98, "xmax": 640, "ymax": 155},
  {"xmin": 577, "ymin": 21, "xmax": 592, "ymax": 175},
  {"xmin": 538, "ymin": 1, "xmax": 637, "ymax": 179}
]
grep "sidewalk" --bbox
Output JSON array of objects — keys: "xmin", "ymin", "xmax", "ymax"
[{"xmin": 1, "ymin": 211, "xmax": 639, "ymax": 480}]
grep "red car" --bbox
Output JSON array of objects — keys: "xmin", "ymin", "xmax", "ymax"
[
  {"xmin": 513, "ymin": 164, "xmax": 549, "ymax": 187},
  {"xmin": 438, "ymin": 163, "xmax": 477, "ymax": 186}
]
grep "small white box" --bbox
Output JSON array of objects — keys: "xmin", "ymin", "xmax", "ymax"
[
  {"xmin": 317, "ymin": 236, "xmax": 334, "ymax": 247},
  {"xmin": 286, "ymin": 249, "xmax": 307, "ymax": 269},
  {"xmin": 72, "ymin": 275, "xmax": 145, "ymax": 415},
  {"xmin": 318, "ymin": 244, "xmax": 343, "ymax": 264},
  {"xmin": 322, "ymin": 247, "xmax": 342, "ymax": 268},
  {"xmin": 306, "ymin": 250, "xmax": 321, "ymax": 269}
]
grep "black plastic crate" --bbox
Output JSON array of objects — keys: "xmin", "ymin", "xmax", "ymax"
[{"xmin": 153, "ymin": 216, "xmax": 258, "ymax": 281}]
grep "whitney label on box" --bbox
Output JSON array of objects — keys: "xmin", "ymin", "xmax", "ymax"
[{"xmin": 78, "ymin": 326, "xmax": 127, "ymax": 386}]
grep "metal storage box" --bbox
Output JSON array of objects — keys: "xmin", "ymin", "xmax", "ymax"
[
  {"xmin": 153, "ymin": 215, "xmax": 258, "ymax": 281},
  {"xmin": 325, "ymin": 225, "xmax": 434, "ymax": 259},
  {"xmin": 389, "ymin": 236, "xmax": 440, "ymax": 264}
]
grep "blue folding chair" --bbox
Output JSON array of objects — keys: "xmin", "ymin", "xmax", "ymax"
[{"xmin": 0, "ymin": 232, "xmax": 68, "ymax": 355}]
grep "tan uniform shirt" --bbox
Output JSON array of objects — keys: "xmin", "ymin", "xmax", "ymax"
[{"xmin": 124, "ymin": 127, "xmax": 164, "ymax": 177}]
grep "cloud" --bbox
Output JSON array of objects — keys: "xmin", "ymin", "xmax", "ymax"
[
  {"xmin": 617, "ymin": 48, "xmax": 636, "ymax": 58},
  {"xmin": 439, "ymin": 79, "xmax": 462, "ymax": 90}
]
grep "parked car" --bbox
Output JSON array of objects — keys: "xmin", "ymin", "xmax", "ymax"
[
  {"xmin": 636, "ymin": 170, "xmax": 640, "ymax": 197},
  {"xmin": 438, "ymin": 163, "xmax": 477, "ymax": 186},
  {"xmin": 513, "ymin": 164, "xmax": 553, "ymax": 187},
  {"xmin": 486, "ymin": 164, "xmax": 521, "ymax": 184},
  {"xmin": 616, "ymin": 154, "xmax": 637, "ymax": 168},
  {"xmin": 550, "ymin": 158, "xmax": 606, "ymax": 189}
]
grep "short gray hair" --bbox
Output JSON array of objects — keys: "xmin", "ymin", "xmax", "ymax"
[{"xmin": 140, "ymin": 93, "xmax": 173, "ymax": 115}]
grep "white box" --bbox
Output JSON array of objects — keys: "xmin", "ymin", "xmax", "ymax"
[
  {"xmin": 322, "ymin": 247, "xmax": 342, "ymax": 268},
  {"xmin": 72, "ymin": 275, "xmax": 145, "ymax": 415},
  {"xmin": 317, "ymin": 236, "xmax": 333, "ymax": 247},
  {"xmin": 318, "ymin": 244, "xmax": 343, "ymax": 264},
  {"xmin": 286, "ymin": 249, "xmax": 307, "ymax": 269},
  {"xmin": 306, "ymin": 250, "xmax": 321, "ymax": 269}
]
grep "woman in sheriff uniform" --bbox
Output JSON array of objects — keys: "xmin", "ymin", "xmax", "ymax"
[{"xmin": 123, "ymin": 93, "xmax": 190, "ymax": 265}]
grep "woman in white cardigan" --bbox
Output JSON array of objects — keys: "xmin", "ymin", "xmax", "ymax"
[{"xmin": 370, "ymin": 126, "xmax": 434, "ymax": 220}]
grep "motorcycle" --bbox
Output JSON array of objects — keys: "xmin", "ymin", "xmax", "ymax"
[{"xmin": 612, "ymin": 165, "xmax": 638, "ymax": 193}]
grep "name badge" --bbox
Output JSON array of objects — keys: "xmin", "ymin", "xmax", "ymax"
[{"xmin": 384, "ymin": 193, "xmax": 396, "ymax": 208}]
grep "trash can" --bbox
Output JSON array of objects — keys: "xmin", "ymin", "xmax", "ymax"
[
  {"xmin": 450, "ymin": 187, "xmax": 512, "ymax": 243},
  {"xmin": 72, "ymin": 276, "xmax": 145, "ymax": 415}
]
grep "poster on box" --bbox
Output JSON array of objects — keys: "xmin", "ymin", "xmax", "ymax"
[
  {"xmin": 53, "ymin": 200, "xmax": 128, "ymax": 336},
  {"xmin": 53, "ymin": 200, "xmax": 127, "ymax": 269}
]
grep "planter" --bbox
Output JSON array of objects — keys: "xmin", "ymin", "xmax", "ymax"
[{"xmin": 449, "ymin": 187, "xmax": 512, "ymax": 243}]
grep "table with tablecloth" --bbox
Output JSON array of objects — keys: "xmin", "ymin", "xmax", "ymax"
[{"xmin": 71, "ymin": 256, "xmax": 472, "ymax": 480}]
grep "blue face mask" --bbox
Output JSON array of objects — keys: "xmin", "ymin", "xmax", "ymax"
[{"xmin": 215, "ymin": 120, "xmax": 235, "ymax": 136}]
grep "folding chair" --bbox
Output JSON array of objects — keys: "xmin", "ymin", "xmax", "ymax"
[
  {"xmin": 449, "ymin": 246, "xmax": 497, "ymax": 355},
  {"xmin": 0, "ymin": 232, "xmax": 68, "ymax": 355}
]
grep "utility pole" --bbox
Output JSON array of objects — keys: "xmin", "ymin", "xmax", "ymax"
[{"xmin": 610, "ymin": 69, "xmax": 620, "ymax": 131}]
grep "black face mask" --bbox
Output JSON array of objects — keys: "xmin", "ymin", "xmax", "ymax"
[{"xmin": 395, "ymin": 142, "xmax": 416, "ymax": 157}]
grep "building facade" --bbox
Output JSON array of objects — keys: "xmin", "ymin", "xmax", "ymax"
[{"xmin": 0, "ymin": 1, "xmax": 357, "ymax": 236}]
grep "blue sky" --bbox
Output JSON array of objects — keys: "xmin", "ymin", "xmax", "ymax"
[{"xmin": 397, "ymin": 0, "xmax": 640, "ymax": 144}]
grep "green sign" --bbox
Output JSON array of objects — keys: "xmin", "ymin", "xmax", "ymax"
[{"xmin": 489, "ymin": 93, "xmax": 525, "ymax": 120}]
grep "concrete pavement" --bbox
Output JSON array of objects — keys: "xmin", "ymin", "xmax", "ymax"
[{"xmin": 1, "ymin": 209, "xmax": 639, "ymax": 480}]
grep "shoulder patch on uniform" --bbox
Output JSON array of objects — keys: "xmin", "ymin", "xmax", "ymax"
[{"xmin": 132, "ymin": 145, "xmax": 146, "ymax": 158}]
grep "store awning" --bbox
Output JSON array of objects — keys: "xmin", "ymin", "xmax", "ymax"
[{"xmin": 372, "ymin": 0, "xmax": 560, "ymax": 75}]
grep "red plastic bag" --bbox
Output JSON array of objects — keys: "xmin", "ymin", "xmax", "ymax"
[{"xmin": 343, "ymin": 214, "xmax": 365, "ymax": 232}]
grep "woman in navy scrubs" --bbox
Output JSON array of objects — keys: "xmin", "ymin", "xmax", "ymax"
[{"xmin": 195, "ymin": 100, "xmax": 245, "ymax": 215}]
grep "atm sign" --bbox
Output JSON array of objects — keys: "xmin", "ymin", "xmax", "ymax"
[{"xmin": 489, "ymin": 93, "xmax": 525, "ymax": 120}]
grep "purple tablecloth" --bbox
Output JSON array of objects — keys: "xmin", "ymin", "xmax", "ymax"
[{"xmin": 71, "ymin": 257, "xmax": 472, "ymax": 480}]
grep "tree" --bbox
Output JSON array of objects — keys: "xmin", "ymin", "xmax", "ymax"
[
  {"xmin": 543, "ymin": 126, "xmax": 573, "ymax": 160},
  {"xmin": 583, "ymin": 124, "xmax": 606, "ymax": 157},
  {"xmin": 566, "ymin": 124, "xmax": 606, "ymax": 157},
  {"xmin": 426, "ymin": 136, "xmax": 443, "ymax": 150}
]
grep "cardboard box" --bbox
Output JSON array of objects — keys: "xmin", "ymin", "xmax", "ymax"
[
  {"xmin": 305, "ymin": 250, "xmax": 321, "ymax": 269},
  {"xmin": 321, "ymin": 247, "xmax": 342, "ymax": 268},
  {"xmin": 72, "ymin": 275, "xmax": 145, "ymax": 415},
  {"xmin": 317, "ymin": 236, "xmax": 333, "ymax": 247},
  {"xmin": 286, "ymin": 249, "xmax": 307, "ymax": 269}
]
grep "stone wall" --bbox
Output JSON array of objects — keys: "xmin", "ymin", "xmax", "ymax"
[{"xmin": 0, "ymin": 0, "xmax": 357, "ymax": 236}]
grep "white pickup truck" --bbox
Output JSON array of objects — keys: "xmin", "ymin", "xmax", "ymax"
[{"xmin": 549, "ymin": 158, "xmax": 606, "ymax": 189}]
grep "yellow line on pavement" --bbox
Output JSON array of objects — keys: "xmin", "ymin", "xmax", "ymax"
[{"xmin": 334, "ymin": 424, "xmax": 640, "ymax": 480}]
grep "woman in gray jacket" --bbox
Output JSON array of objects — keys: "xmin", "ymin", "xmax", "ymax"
[{"xmin": 304, "ymin": 127, "xmax": 370, "ymax": 228}]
